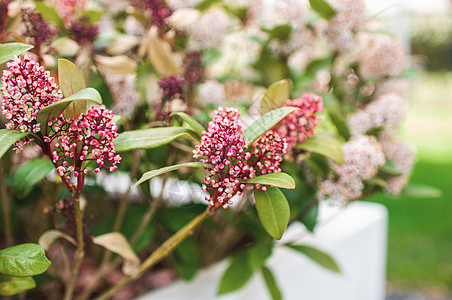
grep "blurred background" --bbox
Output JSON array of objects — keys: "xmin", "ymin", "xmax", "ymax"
[{"xmin": 365, "ymin": 0, "xmax": 452, "ymax": 299}]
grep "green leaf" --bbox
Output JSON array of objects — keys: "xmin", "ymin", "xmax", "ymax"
[
  {"xmin": 81, "ymin": 10, "xmax": 103, "ymax": 23},
  {"xmin": 217, "ymin": 252, "xmax": 254, "ymax": 295},
  {"xmin": 243, "ymin": 106, "xmax": 299, "ymax": 144},
  {"xmin": 171, "ymin": 112, "xmax": 206, "ymax": 137},
  {"xmin": 297, "ymin": 134, "xmax": 343, "ymax": 164},
  {"xmin": 0, "ymin": 129, "xmax": 31, "ymax": 159},
  {"xmin": 261, "ymin": 266, "xmax": 282, "ymax": 300},
  {"xmin": 34, "ymin": 2, "xmax": 65, "ymax": 29},
  {"xmin": 402, "ymin": 184, "xmax": 442, "ymax": 198},
  {"xmin": 132, "ymin": 162, "xmax": 211, "ymax": 189},
  {"xmin": 0, "ymin": 43, "xmax": 33, "ymax": 65},
  {"xmin": 262, "ymin": 24, "xmax": 292, "ymax": 40},
  {"xmin": 58, "ymin": 59, "xmax": 89, "ymax": 119},
  {"xmin": 309, "ymin": 0, "xmax": 337, "ymax": 20},
  {"xmin": 254, "ymin": 187, "xmax": 290, "ymax": 240},
  {"xmin": 0, "ymin": 243, "xmax": 51, "ymax": 277},
  {"xmin": 304, "ymin": 56, "xmax": 333, "ymax": 78},
  {"xmin": 115, "ymin": 127, "xmax": 196, "ymax": 152},
  {"xmin": 172, "ymin": 238, "xmax": 199, "ymax": 281},
  {"xmin": 379, "ymin": 161, "xmax": 403, "ymax": 176},
  {"xmin": 243, "ymin": 172, "xmax": 295, "ymax": 189},
  {"xmin": 0, "ymin": 275, "xmax": 36, "ymax": 296},
  {"xmin": 260, "ymin": 79, "xmax": 291, "ymax": 114},
  {"xmin": 36, "ymin": 88, "xmax": 102, "ymax": 135},
  {"xmin": 13, "ymin": 158, "xmax": 54, "ymax": 198},
  {"xmin": 248, "ymin": 242, "xmax": 273, "ymax": 271},
  {"xmin": 287, "ymin": 244, "xmax": 341, "ymax": 273},
  {"xmin": 328, "ymin": 110, "xmax": 351, "ymax": 140},
  {"xmin": 366, "ymin": 177, "xmax": 387, "ymax": 188}
]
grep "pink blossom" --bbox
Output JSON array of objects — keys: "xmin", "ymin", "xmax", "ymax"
[
  {"xmin": 1, "ymin": 55, "xmax": 63, "ymax": 133},
  {"xmin": 274, "ymin": 93, "xmax": 323, "ymax": 153},
  {"xmin": 194, "ymin": 107, "xmax": 287, "ymax": 209},
  {"xmin": 51, "ymin": 105, "xmax": 121, "ymax": 180}
]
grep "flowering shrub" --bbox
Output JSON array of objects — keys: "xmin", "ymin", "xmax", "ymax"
[{"xmin": 0, "ymin": 0, "xmax": 440, "ymax": 298}]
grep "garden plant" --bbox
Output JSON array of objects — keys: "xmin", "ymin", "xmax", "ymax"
[{"xmin": 0, "ymin": 0, "xmax": 439, "ymax": 299}]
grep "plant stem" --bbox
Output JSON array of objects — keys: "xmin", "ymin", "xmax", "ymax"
[
  {"xmin": 95, "ymin": 208, "xmax": 211, "ymax": 300},
  {"xmin": 63, "ymin": 174, "xmax": 85, "ymax": 300},
  {"xmin": 0, "ymin": 161, "xmax": 14, "ymax": 247}
]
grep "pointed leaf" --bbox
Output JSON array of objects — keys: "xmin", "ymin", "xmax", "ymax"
[
  {"xmin": 217, "ymin": 252, "xmax": 254, "ymax": 295},
  {"xmin": 81, "ymin": 10, "xmax": 103, "ymax": 23},
  {"xmin": 287, "ymin": 244, "xmax": 341, "ymax": 273},
  {"xmin": 36, "ymin": 88, "xmax": 102, "ymax": 134},
  {"xmin": 254, "ymin": 187, "xmax": 290, "ymax": 240},
  {"xmin": 243, "ymin": 172, "xmax": 295, "ymax": 189},
  {"xmin": 93, "ymin": 232, "xmax": 140, "ymax": 275},
  {"xmin": 328, "ymin": 110, "xmax": 351, "ymax": 140},
  {"xmin": 13, "ymin": 158, "xmax": 54, "ymax": 198},
  {"xmin": 0, "ymin": 129, "xmax": 31, "ymax": 158},
  {"xmin": 0, "ymin": 43, "xmax": 33, "ymax": 64},
  {"xmin": 58, "ymin": 59, "xmax": 86, "ymax": 97},
  {"xmin": 243, "ymin": 106, "xmax": 300, "ymax": 144},
  {"xmin": 132, "ymin": 162, "xmax": 211, "ymax": 189},
  {"xmin": 260, "ymin": 79, "xmax": 291, "ymax": 114},
  {"xmin": 297, "ymin": 134, "xmax": 343, "ymax": 164},
  {"xmin": 146, "ymin": 26, "xmax": 180, "ymax": 76},
  {"xmin": 51, "ymin": 38, "xmax": 80, "ymax": 56},
  {"xmin": 309, "ymin": 0, "xmax": 337, "ymax": 20},
  {"xmin": 95, "ymin": 55, "xmax": 137, "ymax": 75},
  {"xmin": 248, "ymin": 242, "xmax": 273, "ymax": 271},
  {"xmin": 38, "ymin": 230, "xmax": 77, "ymax": 251},
  {"xmin": 35, "ymin": 2, "xmax": 65, "ymax": 29},
  {"xmin": 115, "ymin": 127, "xmax": 196, "ymax": 152},
  {"xmin": 0, "ymin": 243, "xmax": 51, "ymax": 277},
  {"xmin": 171, "ymin": 112, "xmax": 206, "ymax": 137},
  {"xmin": 261, "ymin": 266, "xmax": 282, "ymax": 300},
  {"xmin": 402, "ymin": 184, "xmax": 442, "ymax": 198},
  {"xmin": 0, "ymin": 275, "xmax": 36, "ymax": 296}
]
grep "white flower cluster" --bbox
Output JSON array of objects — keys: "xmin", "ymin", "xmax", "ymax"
[
  {"xmin": 348, "ymin": 93, "xmax": 408, "ymax": 136},
  {"xmin": 379, "ymin": 130, "xmax": 416, "ymax": 195},
  {"xmin": 104, "ymin": 74, "xmax": 140, "ymax": 118},
  {"xmin": 188, "ymin": 7, "xmax": 230, "ymax": 49},
  {"xmin": 318, "ymin": 164, "xmax": 363, "ymax": 205},
  {"xmin": 326, "ymin": 0, "xmax": 366, "ymax": 51},
  {"xmin": 318, "ymin": 135, "xmax": 385, "ymax": 203},
  {"xmin": 357, "ymin": 32, "xmax": 406, "ymax": 79},
  {"xmin": 198, "ymin": 80, "xmax": 225, "ymax": 107}
]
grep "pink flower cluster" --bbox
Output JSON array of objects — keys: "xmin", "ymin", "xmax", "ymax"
[
  {"xmin": 194, "ymin": 107, "xmax": 287, "ymax": 209},
  {"xmin": 274, "ymin": 93, "xmax": 324, "ymax": 149},
  {"xmin": 1, "ymin": 55, "xmax": 63, "ymax": 133},
  {"xmin": 252, "ymin": 130, "xmax": 288, "ymax": 175},
  {"xmin": 2, "ymin": 55, "xmax": 121, "ymax": 179},
  {"xmin": 52, "ymin": 105, "xmax": 121, "ymax": 180}
]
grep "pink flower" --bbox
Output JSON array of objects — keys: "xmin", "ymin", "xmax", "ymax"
[
  {"xmin": 51, "ymin": 105, "xmax": 121, "ymax": 180},
  {"xmin": 275, "ymin": 93, "xmax": 323, "ymax": 149},
  {"xmin": 252, "ymin": 130, "xmax": 288, "ymax": 175},
  {"xmin": 1, "ymin": 55, "xmax": 63, "ymax": 133},
  {"xmin": 194, "ymin": 107, "xmax": 249, "ymax": 208},
  {"xmin": 194, "ymin": 107, "xmax": 287, "ymax": 209}
]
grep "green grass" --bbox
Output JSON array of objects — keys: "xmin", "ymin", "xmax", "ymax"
[
  {"xmin": 370, "ymin": 161, "xmax": 452, "ymax": 291},
  {"xmin": 369, "ymin": 71, "xmax": 452, "ymax": 293}
]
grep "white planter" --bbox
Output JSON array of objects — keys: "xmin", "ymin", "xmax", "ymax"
[{"xmin": 138, "ymin": 202, "xmax": 388, "ymax": 300}]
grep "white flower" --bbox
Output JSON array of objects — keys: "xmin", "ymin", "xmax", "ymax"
[
  {"xmin": 357, "ymin": 32, "xmax": 406, "ymax": 79},
  {"xmin": 198, "ymin": 80, "xmax": 225, "ymax": 106},
  {"xmin": 342, "ymin": 135, "xmax": 385, "ymax": 180}
]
